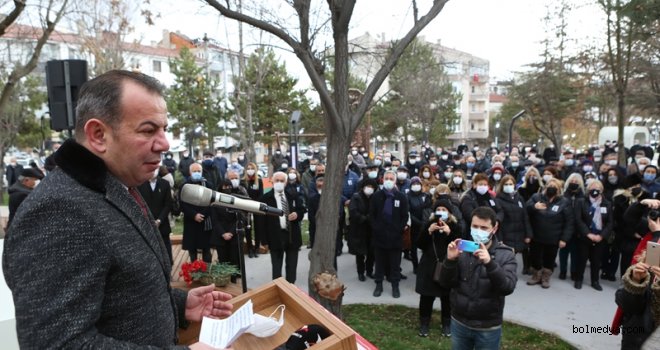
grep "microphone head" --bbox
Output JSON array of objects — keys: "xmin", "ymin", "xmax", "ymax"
[{"xmin": 180, "ymin": 184, "xmax": 213, "ymax": 206}]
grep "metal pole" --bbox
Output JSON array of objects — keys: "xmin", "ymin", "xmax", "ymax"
[{"xmin": 508, "ymin": 110, "xmax": 526, "ymax": 153}]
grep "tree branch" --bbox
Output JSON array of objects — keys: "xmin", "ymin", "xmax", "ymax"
[
  {"xmin": 0, "ymin": 0, "xmax": 26, "ymax": 37},
  {"xmin": 352, "ymin": 0, "xmax": 449, "ymax": 131}
]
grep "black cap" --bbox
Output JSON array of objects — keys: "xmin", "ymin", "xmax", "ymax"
[
  {"xmin": 623, "ymin": 173, "xmax": 642, "ymax": 188},
  {"xmin": 21, "ymin": 167, "xmax": 44, "ymax": 180},
  {"xmin": 203, "ymin": 149, "xmax": 214, "ymax": 157}
]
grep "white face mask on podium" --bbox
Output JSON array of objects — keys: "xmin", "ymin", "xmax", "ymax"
[{"xmin": 245, "ymin": 305, "xmax": 286, "ymax": 338}]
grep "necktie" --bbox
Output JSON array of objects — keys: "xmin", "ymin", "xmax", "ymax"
[
  {"xmin": 129, "ymin": 187, "xmax": 150, "ymax": 220},
  {"xmin": 280, "ymin": 192, "xmax": 289, "ymax": 229}
]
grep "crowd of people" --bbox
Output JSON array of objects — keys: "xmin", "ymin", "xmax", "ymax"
[
  {"xmin": 134, "ymin": 136, "xmax": 660, "ymax": 348},
  {"xmin": 4, "ymin": 70, "xmax": 660, "ymax": 349}
]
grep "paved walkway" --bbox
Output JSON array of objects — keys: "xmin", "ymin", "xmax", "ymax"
[{"xmin": 241, "ymin": 245, "xmax": 621, "ymax": 350}]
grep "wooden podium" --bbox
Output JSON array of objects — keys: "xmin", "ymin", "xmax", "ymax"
[{"xmin": 227, "ymin": 278, "xmax": 357, "ymax": 350}]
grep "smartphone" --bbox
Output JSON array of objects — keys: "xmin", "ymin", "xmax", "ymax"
[
  {"xmin": 457, "ymin": 240, "xmax": 480, "ymax": 253},
  {"xmin": 646, "ymin": 241, "xmax": 660, "ymax": 267}
]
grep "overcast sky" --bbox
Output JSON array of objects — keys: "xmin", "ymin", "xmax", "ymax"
[{"xmin": 141, "ymin": 0, "xmax": 605, "ymax": 83}]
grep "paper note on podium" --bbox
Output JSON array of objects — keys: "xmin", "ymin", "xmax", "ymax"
[{"xmin": 199, "ymin": 299, "xmax": 254, "ymax": 348}]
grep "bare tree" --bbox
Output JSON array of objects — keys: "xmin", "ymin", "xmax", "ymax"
[
  {"xmin": 0, "ymin": 0, "xmax": 70, "ymax": 204},
  {"xmin": 203, "ymin": 0, "xmax": 448, "ymax": 316}
]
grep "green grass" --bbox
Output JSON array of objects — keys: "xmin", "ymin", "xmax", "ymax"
[{"xmin": 343, "ymin": 304, "xmax": 576, "ymax": 350}]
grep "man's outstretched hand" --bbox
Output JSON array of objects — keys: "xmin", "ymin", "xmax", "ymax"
[{"xmin": 185, "ymin": 284, "xmax": 233, "ymax": 322}]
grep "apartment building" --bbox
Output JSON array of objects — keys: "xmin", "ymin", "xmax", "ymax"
[{"xmin": 347, "ymin": 32, "xmax": 491, "ymax": 148}]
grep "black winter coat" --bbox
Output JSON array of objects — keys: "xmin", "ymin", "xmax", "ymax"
[
  {"xmin": 408, "ymin": 190, "xmax": 432, "ymax": 238},
  {"xmin": 415, "ymin": 216, "xmax": 460, "ymax": 297},
  {"xmin": 438, "ymin": 236, "xmax": 517, "ymax": 329},
  {"xmin": 613, "ymin": 190, "xmax": 644, "ymax": 248},
  {"xmin": 615, "ymin": 265, "xmax": 659, "ymax": 350},
  {"xmin": 180, "ymin": 179, "xmax": 213, "ymax": 251},
  {"xmin": 460, "ymin": 189, "xmax": 503, "ymax": 238},
  {"xmin": 495, "ymin": 191, "xmax": 533, "ymax": 252},
  {"xmin": 564, "ymin": 190, "xmax": 586, "ymax": 241},
  {"xmin": 526, "ymin": 193, "xmax": 574, "ymax": 245},
  {"xmin": 348, "ymin": 192, "xmax": 372, "ymax": 256},
  {"xmin": 7, "ymin": 181, "xmax": 32, "ymax": 230},
  {"xmin": 369, "ymin": 188, "xmax": 409, "ymax": 250}
]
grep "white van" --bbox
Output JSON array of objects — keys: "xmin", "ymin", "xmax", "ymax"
[{"xmin": 598, "ymin": 126, "xmax": 650, "ymax": 147}]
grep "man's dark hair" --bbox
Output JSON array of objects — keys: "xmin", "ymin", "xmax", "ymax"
[
  {"xmin": 472, "ymin": 207, "xmax": 497, "ymax": 227},
  {"xmin": 74, "ymin": 70, "xmax": 165, "ymax": 140}
]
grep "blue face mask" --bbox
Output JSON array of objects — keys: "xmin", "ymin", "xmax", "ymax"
[
  {"xmin": 191, "ymin": 172, "xmax": 203, "ymax": 181},
  {"xmin": 470, "ymin": 227, "xmax": 491, "ymax": 244},
  {"xmin": 466, "ymin": 162, "xmax": 475, "ymax": 169},
  {"xmin": 436, "ymin": 211, "xmax": 449, "ymax": 221},
  {"xmin": 644, "ymin": 173, "xmax": 656, "ymax": 183}
]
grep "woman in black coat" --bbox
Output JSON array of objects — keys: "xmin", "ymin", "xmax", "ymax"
[
  {"xmin": 348, "ymin": 179, "xmax": 378, "ymax": 281},
  {"xmin": 242, "ymin": 162, "xmax": 264, "ymax": 257},
  {"xmin": 415, "ymin": 198, "xmax": 460, "ymax": 338},
  {"xmin": 573, "ymin": 180, "xmax": 613, "ymax": 291},
  {"xmin": 408, "ymin": 176, "xmax": 432, "ymax": 273},
  {"xmin": 495, "ymin": 175, "xmax": 533, "ymax": 274},
  {"xmin": 209, "ymin": 179, "xmax": 244, "ymax": 272},
  {"xmin": 526, "ymin": 178, "xmax": 575, "ymax": 289}
]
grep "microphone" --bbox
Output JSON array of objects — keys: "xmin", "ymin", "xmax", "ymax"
[{"xmin": 180, "ymin": 184, "xmax": 284, "ymax": 217}]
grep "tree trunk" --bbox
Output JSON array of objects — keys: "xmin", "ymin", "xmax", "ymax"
[
  {"xmin": 308, "ymin": 128, "xmax": 349, "ymax": 313},
  {"xmin": 617, "ymin": 90, "xmax": 626, "ymax": 164}
]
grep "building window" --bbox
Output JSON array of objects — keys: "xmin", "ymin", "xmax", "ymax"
[
  {"xmin": 152, "ymin": 60, "xmax": 162, "ymax": 72},
  {"xmin": 471, "ymin": 103, "xmax": 476, "ymax": 112},
  {"xmin": 471, "ymin": 86, "xmax": 475, "ymax": 94},
  {"xmin": 471, "ymin": 123, "xmax": 475, "ymax": 130}
]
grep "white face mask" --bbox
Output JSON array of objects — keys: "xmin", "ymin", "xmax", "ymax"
[
  {"xmin": 422, "ymin": 171, "xmax": 431, "ymax": 178},
  {"xmin": 288, "ymin": 173, "xmax": 297, "ymax": 181},
  {"xmin": 542, "ymin": 174, "xmax": 552, "ymax": 183},
  {"xmin": 430, "ymin": 161, "xmax": 438, "ymax": 166},
  {"xmin": 273, "ymin": 182, "xmax": 285, "ymax": 192},
  {"xmin": 453, "ymin": 176, "xmax": 463, "ymax": 185},
  {"xmin": 247, "ymin": 169, "xmax": 256, "ymax": 176},
  {"xmin": 476, "ymin": 185, "xmax": 489, "ymax": 195},
  {"xmin": 429, "ymin": 187, "xmax": 436, "ymax": 195},
  {"xmin": 230, "ymin": 179, "xmax": 240, "ymax": 188},
  {"xmin": 281, "ymin": 163, "xmax": 289, "ymax": 169},
  {"xmin": 246, "ymin": 305, "xmax": 285, "ymax": 338},
  {"xmin": 383, "ymin": 180, "xmax": 395, "ymax": 190},
  {"xmin": 493, "ymin": 173, "xmax": 502, "ymax": 181},
  {"xmin": 503, "ymin": 184, "xmax": 514, "ymax": 194},
  {"xmin": 397, "ymin": 172, "xmax": 407, "ymax": 180},
  {"xmin": 411, "ymin": 184, "xmax": 422, "ymax": 192},
  {"xmin": 363, "ymin": 187, "xmax": 374, "ymax": 196},
  {"xmin": 441, "ymin": 155, "xmax": 448, "ymax": 161},
  {"xmin": 368, "ymin": 171, "xmax": 378, "ymax": 179},
  {"xmin": 309, "ymin": 165, "xmax": 316, "ymax": 173}
]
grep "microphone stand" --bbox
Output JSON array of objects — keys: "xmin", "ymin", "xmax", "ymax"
[{"xmin": 233, "ymin": 209, "xmax": 249, "ymax": 293}]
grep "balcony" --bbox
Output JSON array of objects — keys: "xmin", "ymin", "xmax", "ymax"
[
  {"xmin": 467, "ymin": 130, "xmax": 488, "ymax": 139},
  {"xmin": 469, "ymin": 111, "xmax": 488, "ymax": 121}
]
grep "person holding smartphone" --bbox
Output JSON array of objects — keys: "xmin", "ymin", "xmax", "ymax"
[
  {"xmin": 438, "ymin": 207, "xmax": 517, "ymax": 350},
  {"xmin": 614, "ymin": 215, "xmax": 660, "ymax": 349},
  {"xmin": 415, "ymin": 198, "xmax": 460, "ymax": 338}
]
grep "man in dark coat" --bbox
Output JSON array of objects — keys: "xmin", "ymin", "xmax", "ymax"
[
  {"xmin": 137, "ymin": 169, "xmax": 174, "ymax": 264},
  {"xmin": 439, "ymin": 207, "xmax": 517, "ymax": 348},
  {"xmin": 6, "ymin": 168, "xmax": 43, "ymax": 230},
  {"xmin": 369, "ymin": 170, "xmax": 409, "ymax": 298},
  {"xmin": 4, "ymin": 157, "xmax": 24, "ymax": 189},
  {"xmin": 348, "ymin": 179, "xmax": 377, "ymax": 281},
  {"xmin": 181, "ymin": 162, "xmax": 213, "ymax": 263},
  {"xmin": 256, "ymin": 171, "xmax": 306, "ymax": 283},
  {"xmin": 162, "ymin": 151, "xmax": 177, "ymax": 176},
  {"xmin": 178, "ymin": 149, "xmax": 195, "ymax": 182},
  {"xmin": 2, "ymin": 70, "xmax": 232, "ymax": 349}
]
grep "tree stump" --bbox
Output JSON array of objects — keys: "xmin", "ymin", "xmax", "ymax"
[{"xmin": 312, "ymin": 271, "xmax": 346, "ymax": 319}]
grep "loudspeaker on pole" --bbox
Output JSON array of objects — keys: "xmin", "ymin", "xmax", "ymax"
[{"xmin": 46, "ymin": 59, "xmax": 88, "ymax": 132}]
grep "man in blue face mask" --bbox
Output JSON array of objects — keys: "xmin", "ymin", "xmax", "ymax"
[{"xmin": 438, "ymin": 207, "xmax": 517, "ymax": 349}]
